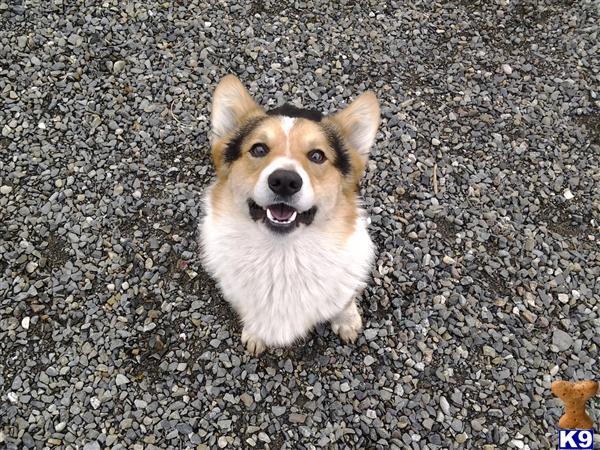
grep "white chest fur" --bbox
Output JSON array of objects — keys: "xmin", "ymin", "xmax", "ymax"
[{"xmin": 199, "ymin": 197, "xmax": 375, "ymax": 347}]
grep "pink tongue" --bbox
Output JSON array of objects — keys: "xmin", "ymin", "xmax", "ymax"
[{"xmin": 270, "ymin": 204, "xmax": 295, "ymax": 221}]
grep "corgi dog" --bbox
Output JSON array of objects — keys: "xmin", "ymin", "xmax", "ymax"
[{"xmin": 199, "ymin": 75, "xmax": 380, "ymax": 355}]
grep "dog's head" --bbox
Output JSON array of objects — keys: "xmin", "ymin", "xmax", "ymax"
[{"xmin": 209, "ymin": 75, "xmax": 380, "ymax": 235}]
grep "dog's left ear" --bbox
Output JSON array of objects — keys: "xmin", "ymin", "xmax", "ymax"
[{"xmin": 332, "ymin": 92, "xmax": 380, "ymax": 161}]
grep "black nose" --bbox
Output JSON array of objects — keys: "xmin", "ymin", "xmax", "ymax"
[{"xmin": 268, "ymin": 169, "xmax": 303, "ymax": 197}]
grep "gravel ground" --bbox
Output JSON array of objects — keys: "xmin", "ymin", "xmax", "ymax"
[{"xmin": 1, "ymin": 1, "xmax": 599, "ymax": 449}]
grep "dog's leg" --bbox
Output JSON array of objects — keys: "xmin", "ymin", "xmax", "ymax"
[
  {"xmin": 241, "ymin": 327, "xmax": 266, "ymax": 356},
  {"xmin": 331, "ymin": 298, "xmax": 362, "ymax": 344}
]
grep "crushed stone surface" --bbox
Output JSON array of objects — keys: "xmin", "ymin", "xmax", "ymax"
[{"xmin": 1, "ymin": 1, "xmax": 599, "ymax": 449}]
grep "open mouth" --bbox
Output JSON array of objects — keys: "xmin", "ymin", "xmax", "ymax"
[
  {"xmin": 266, "ymin": 203, "xmax": 297, "ymax": 225},
  {"xmin": 248, "ymin": 200, "xmax": 317, "ymax": 233}
]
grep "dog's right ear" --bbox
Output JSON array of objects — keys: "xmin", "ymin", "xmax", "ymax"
[{"xmin": 211, "ymin": 75, "xmax": 261, "ymax": 139}]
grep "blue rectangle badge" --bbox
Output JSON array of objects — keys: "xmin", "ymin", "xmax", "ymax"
[{"xmin": 558, "ymin": 430, "xmax": 594, "ymax": 450}]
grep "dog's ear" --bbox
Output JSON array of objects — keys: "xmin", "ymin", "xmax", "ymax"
[
  {"xmin": 211, "ymin": 75, "xmax": 261, "ymax": 139},
  {"xmin": 332, "ymin": 92, "xmax": 380, "ymax": 161}
]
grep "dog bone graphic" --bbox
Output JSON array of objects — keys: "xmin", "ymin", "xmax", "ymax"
[{"xmin": 552, "ymin": 380, "xmax": 598, "ymax": 429}]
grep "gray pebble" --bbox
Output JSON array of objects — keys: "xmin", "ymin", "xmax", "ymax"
[{"xmin": 552, "ymin": 330, "xmax": 574, "ymax": 351}]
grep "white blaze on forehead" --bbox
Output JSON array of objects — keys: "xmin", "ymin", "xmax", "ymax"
[
  {"xmin": 280, "ymin": 116, "xmax": 296, "ymax": 136},
  {"xmin": 280, "ymin": 116, "xmax": 296, "ymax": 155}
]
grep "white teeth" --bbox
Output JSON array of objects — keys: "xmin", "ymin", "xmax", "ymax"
[
  {"xmin": 266, "ymin": 208, "xmax": 297, "ymax": 224},
  {"xmin": 266, "ymin": 208, "xmax": 275, "ymax": 222}
]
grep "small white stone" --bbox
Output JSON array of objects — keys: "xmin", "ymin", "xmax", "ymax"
[
  {"xmin": 557, "ymin": 293, "xmax": 569, "ymax": 303},
  {"xmin": 218, "ymin": 436, "xmax": 229, "ymax": 448},
  {"xmin": 364, "ymin": 329, "xmax": 378, "ymax": 340},
  {"xmin": 55, "ymin": 179, "xmax": 63, "ymax": 188},
  {"xmin": 511, "ymin": 439, "xmax": 524, "ymax": 449},
  {"xmin": 55, "ymin": 421, "xmax": 67, "ymax": 432},
  {"xmin": 107, "ymin": 283, "xmax": 115, "ymax": 291},
  {"xmin": 122, "ymin": 281, "xmax": 129, "ymax": 290},
  {"xmin": 502, "ymin": 64, "xmax": 513, "ymax": 75},
  {"xmin": 90, "ymin": 397, "xmax": 101, "ymax": 409},
  {"xmin": 0, "ymin": 185, "xmax": 12, "ymax": 194},
  {"xmin": 132, "ymin": 190, "xmax": 142, "ymax": 199},
  {"xmin": 26, "ymin": 261, "xmax": 38, "ymax": 273},
  {"xmin": 571, "ymin": 290, "xmax": 581, "ymax": 300},
  {"xmin": 7, "ymin": 392, "xmax": 18, "ymax": 403},
  {"xmin": 113, "ymin": 60, "xmax": 126, "ymax": 74},
  {"xmin": 563, "ymin": 189, "xmax": 574, "ymax": 200},
  {"xmin": 83, "ymin": 442, "xmax": 101, "ymax": 450},
  {"xmin": 258, "ymin": 432, "xmax": 270, "ymax": 443},
  {"xmin": 145, "ymin": 258, "xmax": 153, "ymax": 269},
  {"xmin": 364, "ymin": 355, "xmax": 376, "ymax": 366},
  {"xmin": 431, "ymin": 138, "xmax": 441, "ymax": 146},
  {"xmin": 134, "ymin": 399, "xmax": 147, "ymax": 409},
  {"xmin": 38, "ymin": 121, "xmax": 46, "ymax": 129},
  {"xmin": 440, "ymin": 396, "xmax": 450, "ymax": 415},
  {"xmin": 115, "ymin": 374, "xmax": 129, "ymax": 386},
  {"xmin": 21, "ymin": 317, "xmax": 30, "ymax": 330},
  {"xmin": 443, "ymin": 255, "xmax": 456, "ymax": 265},
  {"xmin": 114, "ymin": 184, "xmax": 124, "ymax": 195}
]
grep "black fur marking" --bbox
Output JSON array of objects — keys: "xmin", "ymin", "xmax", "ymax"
[
  {"xmin": 321, "ymin": 124, "xmax": 352, "ymax": 176},
  {"xmin": 223, "ymin": 116, "xmax": 267, "ymax": 163},
  {"xmin": 298, "ymin": 206, "xmax": 317, "ymax": 226},
  {"xmin": 248, "ymin": 199, "xmax": 265, "ymax": 221},
  {"xmin": 267, "ymin": 103, "xmax": 323, "ymax": 122}
]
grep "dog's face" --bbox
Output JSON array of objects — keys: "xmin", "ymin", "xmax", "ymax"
[{"xmin": 209, "ymin": 75, "xmax": 380, "ymax": 235}]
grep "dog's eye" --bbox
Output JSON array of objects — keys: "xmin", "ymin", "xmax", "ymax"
[
  {"xmin": 307, "ymin": 149, "xmax": 326, "ymax": 164},
  {"xmin": 250, "ymin": 144, "xmax": 269, "ymax": 158}
]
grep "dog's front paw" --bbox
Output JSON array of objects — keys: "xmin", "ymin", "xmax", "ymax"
[
  {"xmin": 331, "ymin": 308, "xmax": 362, "ymax": 344},
  {"xmin": 332, "ymin": 322, "xmax": 361, "ymax": 343},
  {"xmin": 241, "ymin": 328, "xmax": 266, "ymax": 356}
]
